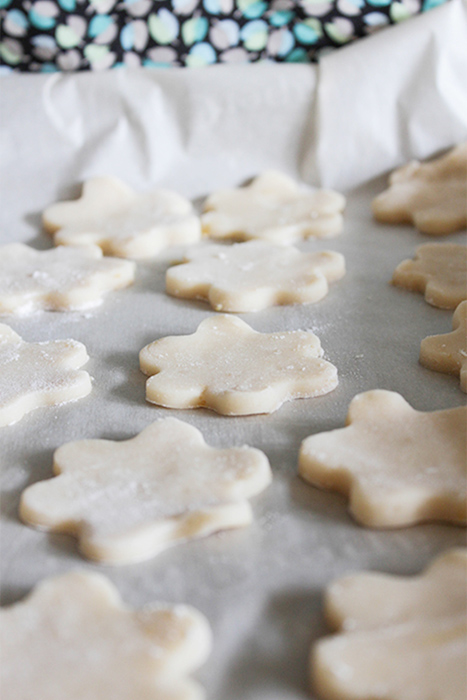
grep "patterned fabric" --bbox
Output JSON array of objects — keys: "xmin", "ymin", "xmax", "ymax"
[{"xmin": 0, "ymin": 0, "xmax": 450, "ymax": 72}]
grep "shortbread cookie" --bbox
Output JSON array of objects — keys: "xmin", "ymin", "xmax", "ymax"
[
  {"xmin": 311, "ymin": 548, "xmax": 467, "ymax": 700},
  {"xmin": 299, "ymin": 390, "xmax": 466, "ymax": 527},
  {"xmin": 0, "ymin": 324, "xmax": 91, "ymax": 427},
  {"xmin": 372, "ymin": 143, "xmax": 467, "ymax": 234},
  {"xmin": 0, "ymin": 244, "xmax": 135, "ymax": 315},
  {"xmin": 43, "ymin": 176, "xmax": 201, "ymax": 258},
  {"xmin": 140, "ymin": 315, "xmax": 338, "ymax": 416},
  {"xmin": 20, "ymin": 418, "xmax": 272, "ymax": 564},
  {"xmin": 392, "ymin": 243, "xmax": 467, "ymax": 309},
  {"xmin": 420, "ymin": 301, "xmax": 467, "ymax": 392},
  {"xmin": 0, "ymin": 570, "xmax": 211, "ymax": 700},
  {"xmin": 166, "ymin": 241, "xmax": 346, "ymax": 312},
  {"xmin": 201, "ymin": 171, "xmax": 345, "ymax": 243}
]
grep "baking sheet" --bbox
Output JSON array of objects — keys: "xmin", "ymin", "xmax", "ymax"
[{"xmin": 1, "ymin": 3, "xmax": 467, "ymax": 698}]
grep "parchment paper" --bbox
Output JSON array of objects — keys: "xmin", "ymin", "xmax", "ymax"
[{"xmin": 1, "ymin": 2, "xmax": 466, "ymax": 698}]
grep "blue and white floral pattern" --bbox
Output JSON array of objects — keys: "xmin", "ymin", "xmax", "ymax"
[{"xmin": 0, "ymin": 0, "xmax": 450, "ymax": 72}]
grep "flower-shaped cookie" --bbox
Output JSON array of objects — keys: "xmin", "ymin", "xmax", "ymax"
[
  {"xmin": 0, "ymin": 243, "xmax": 136, "ymax": 315},
  {"xmin": 43, "ymin": 176, "xmax": 201, "ymax": 258},
  {"xmin": 311, "ymin": 548, "xmax": 467, "ymax": 700},
  {"xmin": 392, "ymin": 243, "xmax": 467, "ymax": 309},
  {"xmin": 372, "ymin": 143, "xmax": 467, "ymax": 234},
  {"xmin": 201, "ymin": 171, "xmax": 346, "ymax": 243},
  {"xmin": 299, "ymin": 390, "xmax": 466, "ymax": 527},
  {"xmin": 0, "ymin": 571, "xmax": 212, "ymax": 700},
  {"xmin": 166, "ymin": 241, "xmax": 346, "ymax": 312},
  {"xmin": 20, "ymin": 418, "xmax": 272, "ymax": 564},
  {"xmin": 420, "ymin": 301, "xmax": 467, "ymax": 392},
  {"xmin": 140, "ymin": 315, "xmax": 338, "ymax": 416},
  {"xmin": 0, "ymin": 324, "xmax": 91, "ymax": 427}
]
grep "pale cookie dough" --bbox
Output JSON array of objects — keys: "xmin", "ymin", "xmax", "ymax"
[
  {"xmin": 201, "ymin": 171, "xmax": 346, "ymax": 243},
  {"xmin": 311, "ymin": 548, "xmax": 467, "ymax": 700},
  {"xmin": 166, "ymin": 241, "xmax": 346, "ymax": 312},
  {"xmin": 420, "ymin": 301, "xmax": 467, "ymax": 392},
  {"xmin": 372, "ymin": 143, "xmax": 467, "ymax": 234},
  {"xmin": 0, "ymin": 570, "xmax": 212, "ymax": 700},
  {"xmin": 0, "ymin": 324, "xmax": 91, "ymax": 427},
  {"xmin": 43, "ymin": 176, "xmax": 201, "ymax": 258},
  {"xmin": 299, "ymin": 390, "xmax": 466, "ymax": 527},
  {"xmin": 0, "ymin": 243, "xmax": 136, "ymax": 315},
  {"xmin": 392, "ymin": 243, "xmax": 467, "ymax": 309},
  {"xmin": 140, "ymin": 315, "xmax": 338, "ymax": 415},
  {"xmin": 20, "ymin": 417, "xmax": 272, "ymax": 564}
]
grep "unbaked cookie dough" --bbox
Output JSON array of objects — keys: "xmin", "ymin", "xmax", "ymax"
[
  {"xmin": 166, "ymin": 241, "xmax": 346, "ymax": 312},
  {"xmin": 43, "ymin": 176, "xmax": 201, "ymax": 258},
  {"xmin": 201, "ymin": 171, "xmax": 346, "ymax": 243},
  {"xmin": 372, "ymin": 143, "xmax": 467, "ymax": 234},
  {"xmin": 311, "ymin": 548, "xmax": 467, "ymax": 700},
  {"xmin": 298, "ymin": 390, "xmax": 466, "ymax": 527},
  {"xmin": 392, "ymin": 243, "xmax": 467, "ymax": 309},
  {"xmin": 0, "ymin": 243, "xmax": 136, "ymax": 315},
  {"xmin": 420, "ymin": 301, "xmax": 467, "ymax": 392},
  {"xmin": 0, "ymin": 570, "xmax": 212, "ymax": 700},
  {"xmin": 140, "ymin": 315, "xmax": 338, "ymax": 415},
  {"xmin": 0, "ymin": 324, "xmax": 91, "ymax": 427},
  {"xmin": 20, "ymin": 417, "xmax": 272, "ymax": 564}
]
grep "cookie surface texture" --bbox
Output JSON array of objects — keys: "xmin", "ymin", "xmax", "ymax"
[
  {"xmin": 311, "ymin": 548, "xmax": 467, "ymax": 700},
  {"xmin": 43, "ymin": 177, "xmax": 201, "ymax": 258},
  {"xmin": 166, "ymin": 241, "xmax": 346, "ymax": 312},
  {"xmin": 299, "ymin": 389, "xmax": 466, "ymax": 527},
  {"xmin": 0, "ymin": 571, "xmax": 211, "ymax": 700},
  {"xmin": 20, "ymin": 418, "xmax": 272, "ymax": 564},
  {"xmin": 140, "ymin": 315, "xmax": 338, "ymax": 415},
  {"xmin": 420, "ymin": 301, "xmax": 467, "ymax": 392},
  {"xmin": 0, "ymin": 243, "xmax": 135, "ymax": 314},
  {"xmin": 201, "ymin": 171, "xmax": 345, "ymax": 243},
  {"xmin": 0, "ymin": 324, "xmax": 91, "ymax": 427},
  {"xmin": 372, "ymin": 143, "xmax": 467, "ymax": 234},
  {"xmin": 392, "ymin": 243, "xmax": 467, "ymax": 309}
]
